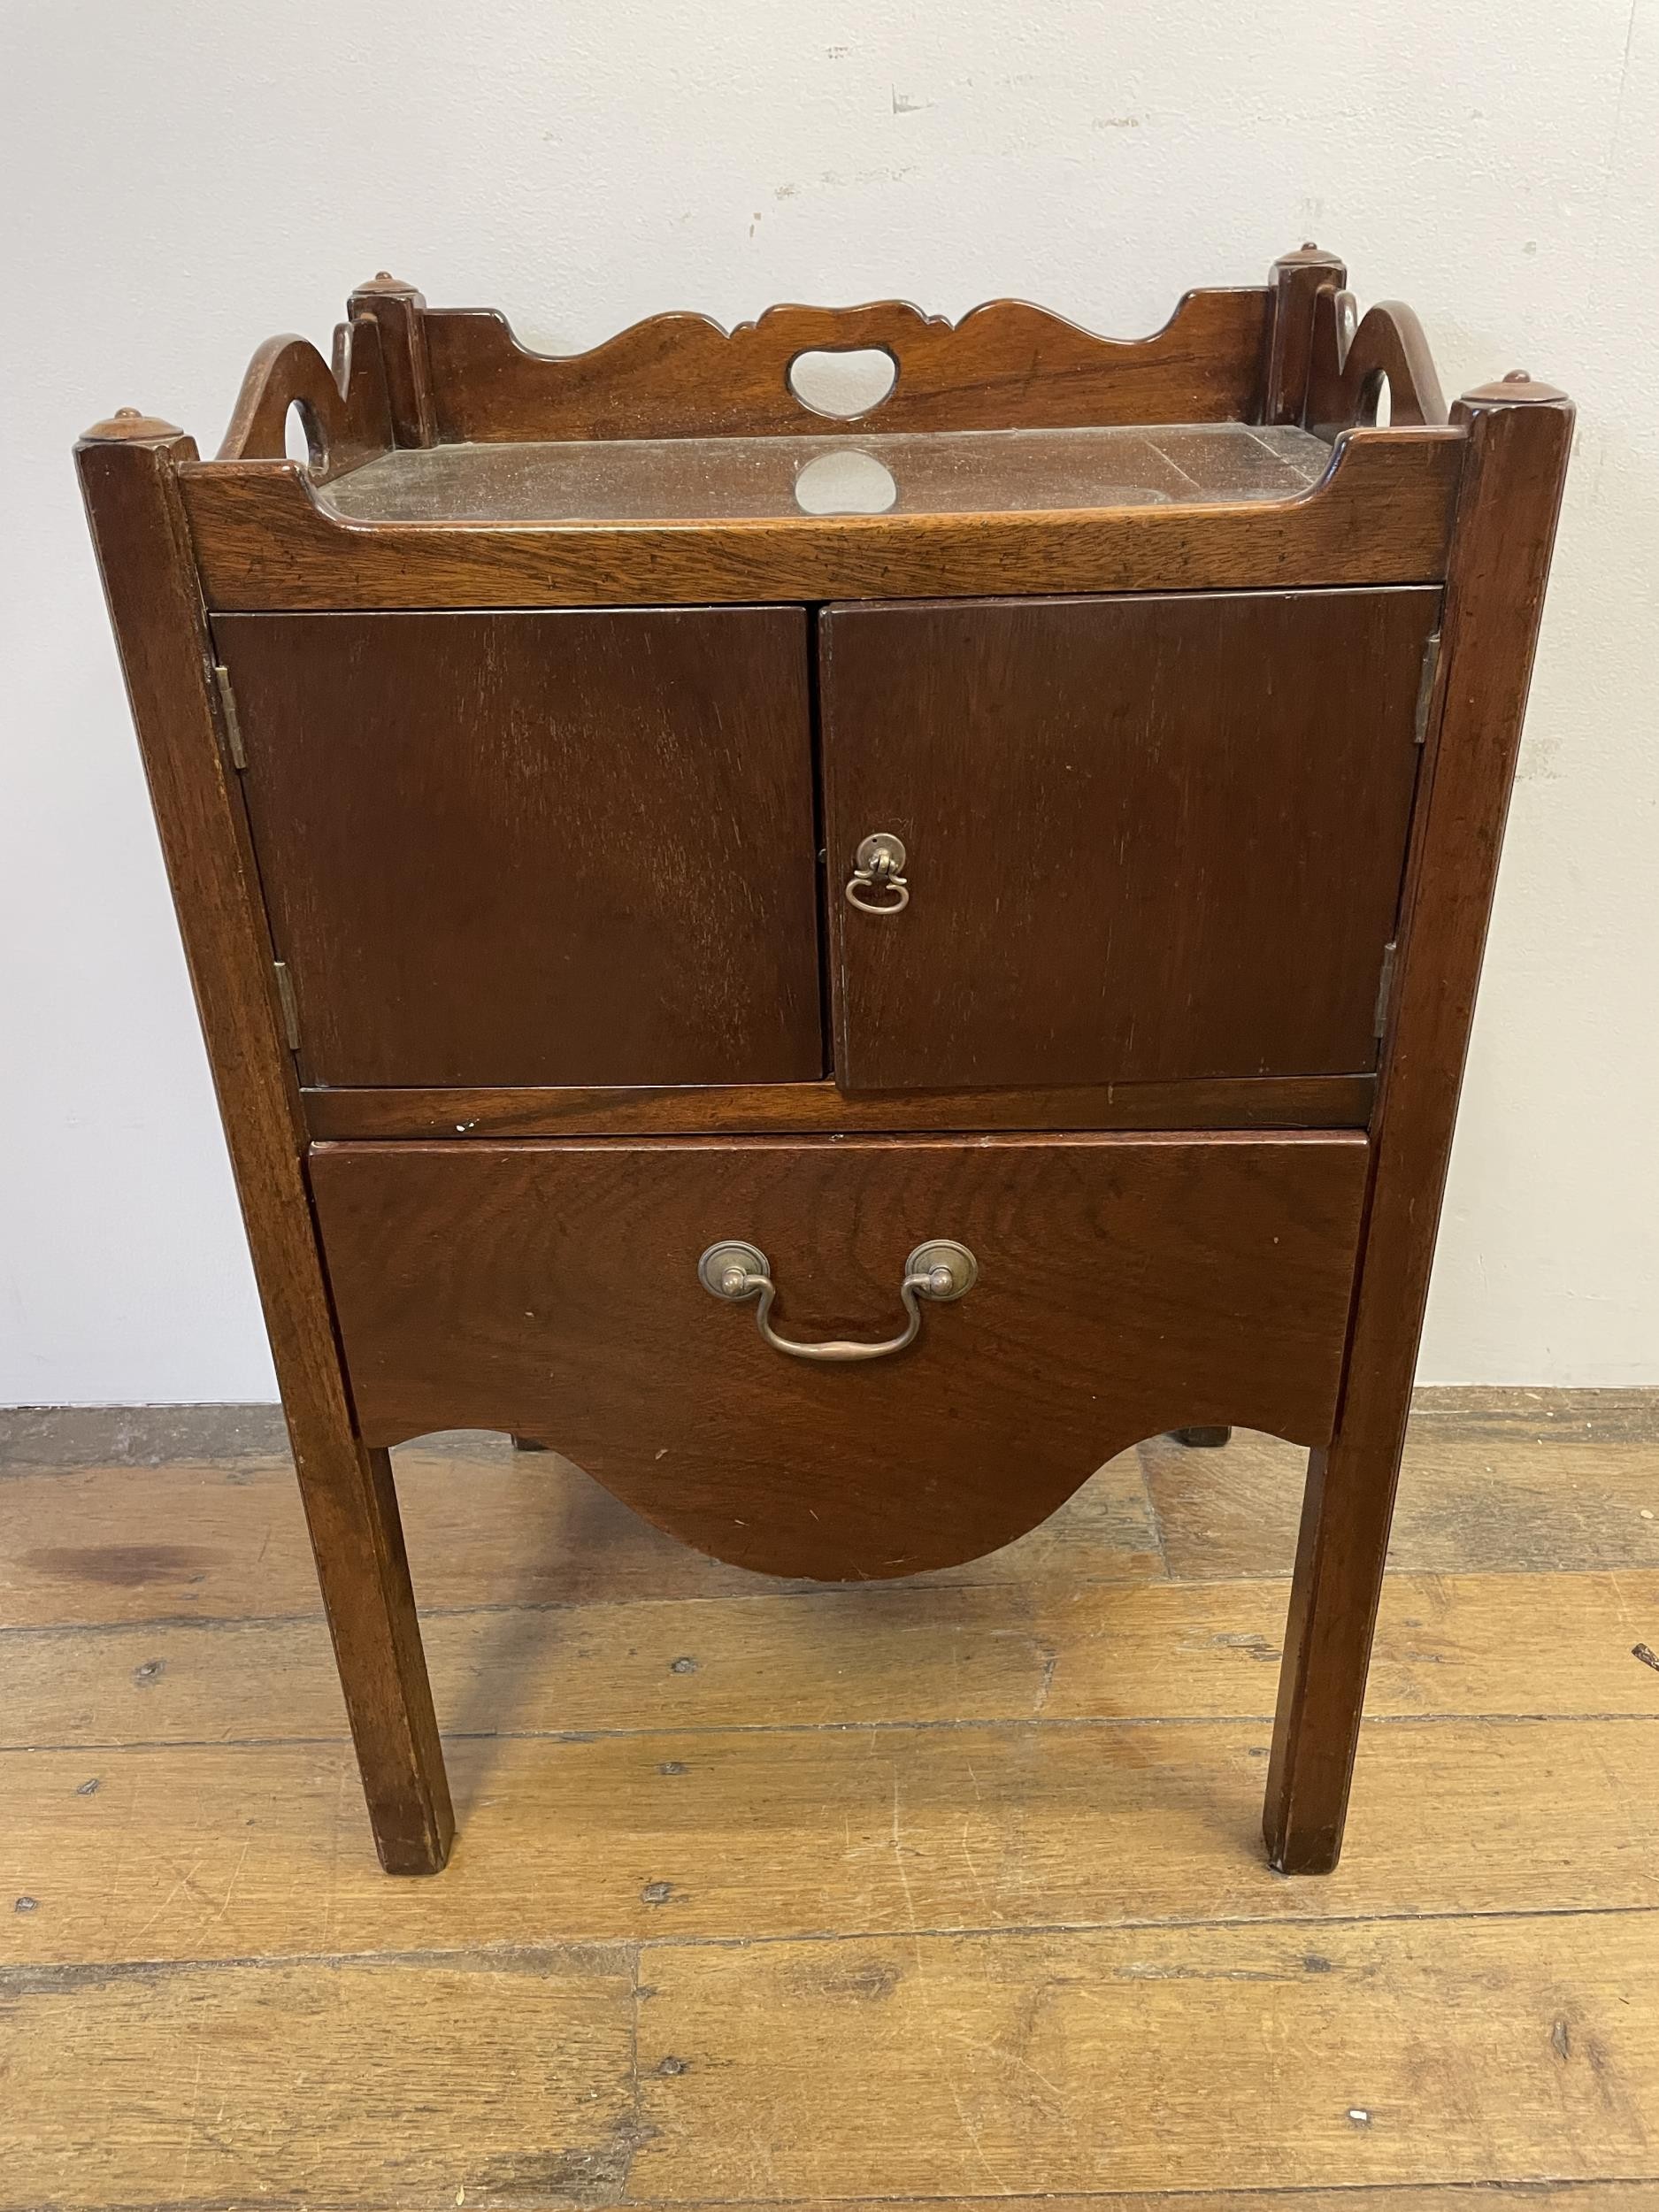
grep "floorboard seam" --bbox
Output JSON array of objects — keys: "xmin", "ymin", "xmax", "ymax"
[
  {"xmin": 12, "ymin": 1543, "xmax": 1659, "ymax": 1638},
  {"xmin": 613, "ymin": 2185, "xmax": 1659, "ymax": 2206},
  {"xmin": 616, "ymin": 2186, "xmax": 1659, "ymax": 2206},
  {"xmin": 0, "ymin": 1575, "xmax": 1170, "ymax": 1635},
  {"xmin": 25, "ymin": 2184, "xmax": 1659, "ymax": 2212},
  {"xmin": 6, "ymin": 1711, "xmax": 1655, "ymax": 1756},
  {"xmin": 9, "ymin": 1901, "xmax": 1658, "ymax": 1986}
]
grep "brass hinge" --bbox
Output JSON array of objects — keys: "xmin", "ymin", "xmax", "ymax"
[
  {"xmin": 1373, "ymin": 939, "xmax": 1399, "ymax": 1041},
  {"xmin": 1413, "ymin": 631, "xmax": 1442, "ymax": 746},
  {"xmin": 212, "ymin": 664, "xmax": 247, "ymax": 770},
  {"xmin": 273, "ymin": 961, "xmax": 301, "ymax": 1052}
]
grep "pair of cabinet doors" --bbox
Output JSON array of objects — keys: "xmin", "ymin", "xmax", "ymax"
[{"xmin": 213, "ymin": 588, "xmax": 1439, "ymax": 1094}]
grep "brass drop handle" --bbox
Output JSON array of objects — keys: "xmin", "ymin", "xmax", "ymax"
[
  {"xmin": 845, "ymin": 832, "xmax": 910, "ymax": 916},
  {"xmin": 697, "ymin": 1239, "xmax": 977, "ymax": 1363}
]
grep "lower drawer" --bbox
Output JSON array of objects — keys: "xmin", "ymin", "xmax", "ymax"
[{"xmin": 309, "ymin": 1133, "xmax": 1368, "ymax": 1579}]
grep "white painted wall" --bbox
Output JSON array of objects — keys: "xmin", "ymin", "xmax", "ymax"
[{"xmin": 2, "ymin": 1, "xmax": 1655, "ymax": 1401}]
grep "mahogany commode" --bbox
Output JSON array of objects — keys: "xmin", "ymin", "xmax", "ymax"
[{"xmin": 78, "ymin": 249, "xmax": 1571, "ymax": 1878}]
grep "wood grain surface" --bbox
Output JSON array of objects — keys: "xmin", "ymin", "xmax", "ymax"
[
  {"xmin": 631, "ymin": 1915, "xmax": 1658, "ymax": 2199},
  {"xmin": 1266, "ymin": 380, "xmax": 1576, "ymax": 1873},
  {"xmin": 214, "ymin": 320, "xmax": 395, "ymax": 479},
  {"xmin": 419, "ymin": 291, "xmax": 1275, "ymax": 442},
  {"xmin": 3, "ymin": 1390, "xmax": 1655, "ymax": 2205},
  {"xmin": 1262, "ymin": 244, "xmax": 1347, "ymax": 426},
  {"xmin": 11, "ymin": 1567, "xmax": 1656, "ymax": 1750},
  {"xmin": 821, "ymin": 588, "xmax": 1435, "ymax": 1088},
  {"xmin": 5, "ymin": 1948, "xmax": 636, "ymax": 2209},
  {"xmin": 1146, "ymin": 1395, "xmax": 1659, "ymax": 1578},
  {"xmin": 215, "ymin": 607, "xmax": 823, "ymax": 1087},
  {"xmin": 75, "ymin": 421, "xmax": 452, "ymax": 1874},
  {"xmin": 300, "ymin": 1071, "xmax": 1376, "ymax": 1141},
  {"xmin": 347, "ymin": 271, "xmax": 436, "ymax": 448},
  {"xmin": 307, "ymin": 1134, "xmax": 1368, "ymax": 1572},
  {"xmin": 0, "ymin": 1437, "xmax": 1163, "ymax": 1627},
  {"xmin": 8, "ymin": 1392, "xmax": 1652, "ymax": 1629},
  {"xmin": 7, "ymin": 1882, "xmax": 1652, "ymax": 2200},
  {"xmin": 4, "ymin": 1721, "xmax": 1656, "ymax": 1966},
  {"xmin": 1307, "ymin": 296, "xmax": 1450, "ymax": 439},
  {"xmin": 179, "ymin": 428, "xmax": 1463, "ymax": 610}
]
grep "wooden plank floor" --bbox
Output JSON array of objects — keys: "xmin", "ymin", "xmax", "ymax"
[{"xmin": 2, "ymin": 1388, "xmax": 1656, "ymax": 2209}]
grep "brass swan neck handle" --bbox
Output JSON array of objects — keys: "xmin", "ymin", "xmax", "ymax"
[{"xmin": 697, "ymin": 1239, "xmax": 977, "ymax": 1363}]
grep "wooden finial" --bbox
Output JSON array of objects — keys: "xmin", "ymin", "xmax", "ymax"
[
  {"xmin": 81, "ymin": 408, "xmax": 184, "ymax": 442},
  {"xmin": 353, "ymin": 271, "xmax": 420, "ymax": 296},
  {"xmin": 1460, "ymin": 372, "xmax": 1568, "ymax": 405},
  {"xmin": 346, "ymin": 272, "xmax": 434, "ymax": 447},
  {"xmin": 1263, "ymin": 243, "xmax": 1348, "ymax": 425}
]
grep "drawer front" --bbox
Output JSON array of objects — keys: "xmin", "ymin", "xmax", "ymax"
[
  {"xmin": 215, "ymin": 607, "xmax": 823, "ymax": 1087},
  {"xmin": 310, "ymin": 1133, "xmax": 1367, "ymax": 1580},
  {"xmin": 820, "ymin": 588, "xmax": 1437, "ymax": 1090}
]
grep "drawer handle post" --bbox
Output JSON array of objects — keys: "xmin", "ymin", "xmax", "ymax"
[
  {"xmin": 845, "ymin": 832, "xmax": 910, "ymax": 916},
  {"xmin": 697, "ymin": 1239, "xmax": 977, "ymax": 1363}
]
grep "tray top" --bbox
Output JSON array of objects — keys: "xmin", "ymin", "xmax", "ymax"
[{"xmin": 317, "ymin": 422, "xmax": 1333, "ymax": 526}]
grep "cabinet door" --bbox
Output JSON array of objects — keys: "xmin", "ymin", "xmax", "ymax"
[
  {"xmin": 819, "ymin": 589, "xmax": 1438, "ymax": 1091},
  {"xmin": 214, "ymin": 607, "xmax": 822, "ymax": 1087}
]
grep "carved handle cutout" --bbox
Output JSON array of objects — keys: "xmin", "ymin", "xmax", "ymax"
[
  {"xmin": 1306, "ymin": 294, "xmax": 1448, "ymax": 441},
  {"xmin": 419, "ymin": 289, "xmax": 1273, "ymax": 442},
  {"xmin": 284, "ymin": 398, "xmax": 323, "ymax": 467},
  {"xmin": 217, "ymin": 321, "xmax": 394, "ymax": 481},
  {"xmin": 787, "ymin": 346, "xmax": 899, "ymax": 419}
]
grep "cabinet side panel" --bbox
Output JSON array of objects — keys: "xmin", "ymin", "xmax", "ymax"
[
  {"xmin": 75, "ymin": 426, "xmax": 451, "ymax": 1873},
  {"xmin": 1265, "ymin": 384, "xmax": 1575, "ymax": 1874}
]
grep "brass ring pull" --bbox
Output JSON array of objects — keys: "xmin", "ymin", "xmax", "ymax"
[
  {"xmin": 846, "ymin": 875, "xmax": 910, "ymax": 917},
  {"xmin": 845, "ymin": 832, "xmax": 910, "ymax": 917},
  {"xmin": 697, "ymin": 1239, "xmax": 977, "ymax": 1363}
]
